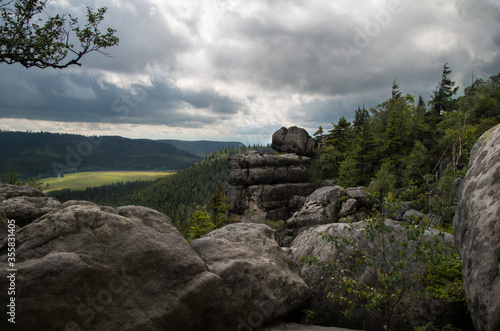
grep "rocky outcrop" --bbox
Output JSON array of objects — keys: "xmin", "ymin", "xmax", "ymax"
[
  {"xmin": 271, "ymin": 126, "xmax": 318, "ymax": 157},
  {"xmin": 0, "ymin": 200, "xmax": 235, "ymax": 330},
  {"xmin": 454, "ymin": 123, "xmax": 500, "ymax": 331},
  {"xmin": 0, "ymin": 184, "xmax": 61, "ymax": 240},
  {"xmin": 0, "ymin": 183, "xmax": 44, "ymax": 200},
  {"xmin": 279, "ymin": 185, "xmax": 372, "ymax": 246},
  {"xmin": 191, "ymin": 223, "xmax": 311, "ymax": 329},
  {"xmin": 227, "ymin": 150, "xmax": 315, "ymax": 221},
  {"xmin": 0, "ymin": 195, "xmax": 61, "ymax": 227},
  {"xmin": 287, "ymin": 186, "xmax": 346, "ymax": 229},
  {"xmin": 0, "ymin": 186, "xmax": 316, "ymax": 331}
]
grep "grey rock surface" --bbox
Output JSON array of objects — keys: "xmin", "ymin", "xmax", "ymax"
[
  {"xmin": 401, "ymin": 209, "xmax": 426, "ymax": 221},
  {"xmin": 0, "ymin": 195, "xmax": 61, "ymax": 227},
  {"xmin": 191, "ymin": 223, "xmax": 312, "ymax": 330},
  {"xmin": 0, "ymin": 183, "xmax": 44, "ymax": 201},
  {"xmin": 338, "ymin": 198, "xmax": 358, "ymax": 218},
  {"xmin": 227, "ymin": 151, "xmax": 315, "ymax": 221},
  {"xmin": 287, "ymin": 186, "xmax": 346, "ymax": 230},
  {"xmin": 227, "ymin": 151, "xmax": 313, "ymax": 186},
  {"xmin": 0, "ymin": 202, "xmax": 235, "ymax": 330},
  {"xmin": 454, "ymin": 123, "xmax": 500, "ymax": 331},
  {"xmin": 271, "ymin": 126, "xmax": 318, "ymax": 157}
]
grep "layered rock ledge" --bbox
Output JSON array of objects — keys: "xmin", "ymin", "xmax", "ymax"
[{"xmin": 227, "ymin": 151, "xmax": 315, "ymax": 221}]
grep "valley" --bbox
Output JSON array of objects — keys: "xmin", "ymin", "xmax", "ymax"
[{"xmin": 42, "ymin": 170, "xmax": 175, "ymax": 192}]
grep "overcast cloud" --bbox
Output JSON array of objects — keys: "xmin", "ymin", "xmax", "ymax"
[{"xmin": 1, "ymin": 0, "xmax": 499, "ymax": 144}]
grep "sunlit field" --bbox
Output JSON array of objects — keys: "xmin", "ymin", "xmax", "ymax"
[{"xmin": 43, "ymin": 171, "xmax": 175, "ymax": 192}]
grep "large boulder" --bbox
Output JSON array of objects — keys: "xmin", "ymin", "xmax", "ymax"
[
  {"xmin": 271, "ymin": 126, "xmax": 318, "ymax": 157},
  {"xmin": 454, "ymin": 123, "xmax": 500, "ymax": 331},
  {"xmin": 0, "ymin": 195, "xmax": 61, "ymax": 227},
  {"xmin": 287, "ymin": 186, "xmax": 346, "ymax": 231},
  {"xmin": 0, "ymin": 201, "xmax": 235, "ymax": 330},
  {"xmin": 191, "ymin": 223, "xmax": 312, "ymax": 330},
  {"xmin": 0, "ymin": 183, "xmax": 44, "ymax": 201}
]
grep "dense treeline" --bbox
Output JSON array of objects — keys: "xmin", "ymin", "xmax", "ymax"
[
  {"xmin": 313, "ymin": 65, "xmax": 500, "ymax": 225},
  {"xmin": 160, "ymin": 139, "xmax": 244, "ymax": 157},
  {"xmin": 0, "ymin": 132, "xmax": 203, "ymax": 177},
  {"xmin": 49, "ymin": 144, "xmax": 275, "ymax": 236}
]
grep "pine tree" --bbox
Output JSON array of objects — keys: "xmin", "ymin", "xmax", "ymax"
[
  {"xmin": 211, "ymin": 180, "xmax": 233, "ymax": 228},
  {"xmin": 392, "ymin": 79, "xmax": 402, "ymax": 99},
  {"xmin": 430, "ymin": 63, "xmax": 459, "ymax": 116}
]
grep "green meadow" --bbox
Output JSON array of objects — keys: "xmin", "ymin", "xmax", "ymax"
[{"xmin": 43, "ymin": 171, "xmax": 175, "ymax": 192}]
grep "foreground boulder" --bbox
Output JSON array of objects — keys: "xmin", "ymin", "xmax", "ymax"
[
  {"xmin": 271, "ymin": 126, "xmax": 318, "ymax": 157},
  {"xmin": 0, "ymin": 195, "xmax": 61, "ymax": 227},
  {"xmin": 191, "ymin": 223, "xmax": 312, "ymax": 330},
  {"xmin": 0, "ymin": 184, "xmax": 60, "ymax": 241},
  {"xmin": 454, "ymin": 123, "xmax": 500, "ymax": 331},
  {"xmin": 0, "ymin": 201, "xmax": 234, "ymax": 330},
  {"xmin": 0, "ymin": 183, "xmax": 44, "ymax": 201}
]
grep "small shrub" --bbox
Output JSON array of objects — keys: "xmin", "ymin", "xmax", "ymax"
[{"xmin": 263, "ymin": 219, "xmax": 286, "ymax": 232}]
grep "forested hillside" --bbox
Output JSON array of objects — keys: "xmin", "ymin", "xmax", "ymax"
[
  {"xmin": 0, "ymin": 132, "xmax": 203, "ymax": 177},
  {"xmin": 313, "ymin": 66, "xmax": 500, "ymax": 225},
  {"xmin": 161, "ymin": 140, "xmax": 244, "ymax": 156},
  {"xmin": 49, "ymin": 144, "xmax": 275, "ymax": 235}
]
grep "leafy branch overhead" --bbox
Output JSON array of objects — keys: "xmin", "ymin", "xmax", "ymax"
[{"xmin": 0, "ymin": 0, "xmax": 119, "ymax": 69}]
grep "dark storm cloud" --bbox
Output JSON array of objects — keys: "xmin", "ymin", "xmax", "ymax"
[
  {"xmin": 0, "ymin": 66, "xmax": 244, "ymax": 127},
  {"xmin": 1, "ymin": 0, "xmax": 500, "ymax": 140}
]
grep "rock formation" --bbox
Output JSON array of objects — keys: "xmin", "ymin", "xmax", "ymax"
[
  {"xmin": 286, "ymin": 185, "xmax": 346, "ymax": 230},
  {"xmin": 0, "ymin": 200, "xmax": 235, "ymax": 330},
  {"xmin": 191, "ymin": 223, "xmax": 311, "ymax": 329},
  {"xmin": 454, "ymin": 123, "xmax": 500, "ymax": 331},
  {"xmin": 227, "ymin": 150, "xmax": 315, "ymax": 221},
  {"xmin": 271, "ymin": 126, "xmax": 318, "ymax": 157},
  {"xmin": 0, "ymin": 185, "xmax": 312, "ymax": 330}
]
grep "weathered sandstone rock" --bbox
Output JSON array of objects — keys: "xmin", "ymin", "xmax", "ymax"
[
  {"xmin": 0, "ymin": 183, "xmax": 44, "ymax": 201},
  {"xmin": 271, "ymin": 126, "xmax": 318, "ymax": 157},
  {"xmin": 191, "ymin": 223, "xmax": 312, "ymax": 330},
  {"xmin": 227, "ymin": 151, "xmax": 313, "ymax": 186},
  {"xmin": 338, "ymin": 198, "xmax": 357, "ymax": 218},
  {"xmin": 227, "ymin": 151, "xmax": 315, "ymax": 221},
  {"xmin": 0, "ymin": 195, "xmax": 61, "ymax": 227},
  {"xmin": 454, "ymin": 123, "xmax": 500, "ymax": 331},
  {"xmin": 287, "ymin": 186, "xmax": 346, "ymax": 230},
  {"xmin": 0, "ymin": 202, "xmax": 234, "ymax": 330}
]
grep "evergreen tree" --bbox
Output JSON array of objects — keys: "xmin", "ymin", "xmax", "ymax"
[
  {"xmin": 418, "ymin": 95, "xmax": 426, "ymax": 109},
  {"xmin": 327, "ymin": 116, "xmax": 352, "ymax": 155},
  {"xmin": 210, "ymin": 180, "xmax": 233, "ymax": 228},
  {"xmin": 353, "ymin": 106, "xmax": 370, "ymax": 133},
  {"xmin": 314, "ymin": 126, "xmax": 325, "ymax": 139},
  {"xmin": 187, "ymin": 210, "xmax": 214, "ymax": 242},
  {"xmin": 430, "ymin": 63, "xmax": 459, "ymax": 116},
  {"xmin": 391, "ymin": 79, "xmax": 402, "ymax": 99}
]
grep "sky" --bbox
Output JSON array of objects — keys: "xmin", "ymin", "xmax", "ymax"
[{"xmin": 1, "ymin": 0, "xmax": 499, "ymax": 145}]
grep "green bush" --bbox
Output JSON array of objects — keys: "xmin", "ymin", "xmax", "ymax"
[
  {"xmin": 1, "ymin": 171, "xmax": 43, "ymax": 190},
  {"xmin": 304, "ymin": 195, "xmax": 461, "ymax": 330}
]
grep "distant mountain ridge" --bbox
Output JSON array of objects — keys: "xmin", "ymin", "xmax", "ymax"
[
  {"xmin": 160, "ymin": 139, "xmax": 244, "ymax": 157},
  {"xmin": 0, "ymin": 131, "xmax": 205, "ymax": 178}
]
